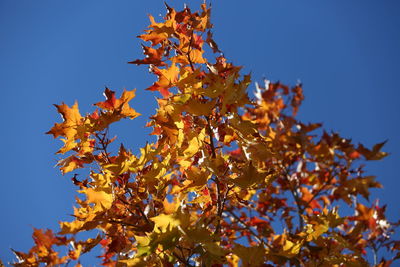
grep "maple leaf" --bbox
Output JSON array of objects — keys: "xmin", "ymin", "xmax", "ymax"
[
  {"xmin": 182, "ymin": 129, "xmax": 206, "ymax": 158},
  {"xmin": 46, "ymin": 101, "xmax": 83, "ymax": 154},
  {"xmin": 184, "ymin": 166, "xmax": 211, "ymax": 191},
  {"xmin": 79, "ymin": 187, "xmax": 113, "ymax": 213},
  {"xmin": 59, "ymin": 220, "xmax": 86, "ymax": 235},
  {"xmin": 139, "ymin": 10, "xmax": 177, "ymax": 46},
  {"xmin": 57, "ymin": 155, "xmax": 89, "ymax": 174},
  {"xmin": 183, "ymin": 98, "xmax": 216, "ymax": 116},
  {"xmin": 358, "ymin": 141, "xmax": 388, "ymax": 160},
  {"xmin": 172, "ymin": 48, "xmax": 207, "ymax": 65},
  {"xmin": 163, "ymin": 197, "xmax": 179, "ymax": 215},
  {"xmin": 47, "ymin": 101, "xmax": 83, "ymax": 138},
  {"xmin": 129, "ymin": 45, "xmax": 167, "ymax": 66},
  {"xmin": 206, "ymin": 30, "xmax": 221, "ymax": 54},
  {"xmin": 147, "ymin": 64, "xmax": 179, "ymax": 97},
  {"xmin": 150, "ymin": 210, "xmax": 190, "ymax": 233},
  {"xmin": 95, "ymin": 87, "xmax": 140, "ymax": 119},
  {"xmin": 233, "ymin": 244, "xmax": 265, "ymax": 266},
  {"xmin": 279, "ymin": 238, "xmax": 302, "ymax": 258},
  {"xmin": 233, "ymin": 161, "xmax": 274, "ymax": 189}
]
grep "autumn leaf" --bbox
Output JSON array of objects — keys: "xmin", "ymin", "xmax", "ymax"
[
  {"xmin": 57, "ymin": 156, "xmax": 83, "ymax": 174},
  {"xmin": 182, "ymin": 129, "xmax": 206, "ymax": 158},
  {"xmin": 47, "ymin": 101, "xmax": 82, "ymax": 139},
  {"xmin": 95, "ymin": 88, "xmax": 140, "ymax": 119},
  {"xmin": 233, "ymin": 161, "xmax": 274, "ymax": 189},
  {"xmin": 358, "ymin": 141, "xmax": 388, "ymax": 160},
  {"xmin": 183, "ymin": 98, "xmax": 216, "ymax": 116},
  {"xmin": 129, "ymin": 45, "xmax": 166, "ymax": 66},
  {"xmin": 163, "ymin": 197, "xmax": 179, "ymax": 215},
  {"xmin": 147, "ymin": 64, "xmax": 179, "ymax": 97},
  {"xmin": 139, "ymin": 11, "xmax": 176, "ymax": 45},
  {"xmin": 150, "ymin": 210, "xmax": 190, "ymax": 233},
  {"xmin": 232, "ymin": 244, "xmax": 265, "ymax": 266},
  {"xmin": 46, "ymin": 101, "xmax": 83, "ymax": 154},
  {"xmin": 79, "ymin": 187, "xmax": 113, "ymax": 213},
  {"xmin": 281, "ymin": 239, "xmax": 302, "ymax": 258}
]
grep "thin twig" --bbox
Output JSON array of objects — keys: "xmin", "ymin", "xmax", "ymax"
[
  {"xmin": 215, "ymin": 184, "xmax": 232, "ymax": 234},
  {"xmin": 173, "ymin": 251, "xmax": 194, "ymax": 267},
  {"xmin": 304, "ymin": 169, "xmax": 338, "ymax": 209},
  {"xmin": 95, "ymin": 129, "xmax": 112, "ymax": 164},
  {"xmin": 225, "ymin": 210, "xmax": 272, "ymax": 249},
  {"xmin": 186, "ymin": 32, "xmax": 196, "ymax": 72},
  {"xmin": 282, "ymin": 168, "xmax": 305, "ymax": 229},
  {"xmin": 118, "ymin": 195, "xmax": 151, "ymax": 225},
  {"xmin": 206, "ymin": 116, "xmax": 216, "ymax": 159}
]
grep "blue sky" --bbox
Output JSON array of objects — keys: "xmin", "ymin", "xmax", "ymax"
[{"xmin": 1, "ymin": 0, "xmax": 399, "ymax": 264}]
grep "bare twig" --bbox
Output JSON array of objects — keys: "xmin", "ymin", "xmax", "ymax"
[
  {"xmin": 186, "ymin": 32, "xmax": 196, "ymax": 72},
  {"xmin": 225, "ymin": 210, "xmax": 272, "ymax": 249},
  {"xmin": 282, "ymin": 168, "xmax": 305, "ymax": 229}
]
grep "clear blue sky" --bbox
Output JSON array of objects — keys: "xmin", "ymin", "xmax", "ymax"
[{"xmin": 1, "ymin": 0, "xmax": 399, "ymax": 264}]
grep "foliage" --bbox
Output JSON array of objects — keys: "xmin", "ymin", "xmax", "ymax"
[{"xmin": 12, "ymin": 3, "xmax": 399, "ymax": 266}]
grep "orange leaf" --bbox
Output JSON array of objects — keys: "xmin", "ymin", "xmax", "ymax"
[
  {"xmin": 147, "ymin": 64, "xmax": 179, "ymax": 97},
  {"xmin": 95, "ymin": 88, "xmax": 140, "ymax": 119},
  {"xmin": 129, "ymin": 45, "xmax": 166, "ymax": 66}
]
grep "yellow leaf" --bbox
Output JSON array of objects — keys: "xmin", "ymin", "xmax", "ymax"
[
  {"xmin": 91, "ymin": 171, "xmax": 114, "ymax": 187},
  {"xmin": 172, "ymin": 49, "xmax": 206, "ymax": 65},
  {"xmin": 176, "ymin": 68, "xmax": 203, "ymax": 93},
  {"xmin": 120, "ymin": 90, "xmax": 141, "ymax": 119},
  {"xmin": 282, "ymin": 239, "xmax": 302, "ymax": 258},
  {"xmin": 139, "ymin": 12, "xmax": 176, "ymax": 45},
  {"xmin": 203, "ymin": 241, "xmax": 226, "ymax": 257},
  {"xmin": 135, "ymin": 235, "xmax": 150, "ymax": 247},
  {"xmin": 59, "ymin": 220, "xmax": 85, "ymax": 235},
  {"xmin": 46, "ymin": 101, "xmax": 83, "ymax": 154},
  {"xmin": 57, "ymin": 156, "xmax": 83, "ymax": 174},
  {"xmin": 151, "ymin": 214, "xmax": 180, "ymax": 233},
  {"xmin": 190, "ymin": 193, "xmax": 212, "ymax": 207},
  {"xmin": 222, "ymin": 74, "xmax": 251, "ymax": 111},
  {"xmin": 68, "ymin": 243, "xmax": 82, "ymax": 260},
  {"xmin": 185, "ymin": 227, "xmax": 213, "ymax": 243},
  {"xmin": 233, "ymin": 244, "xmax": 265, "ymax": 266},
  {"xmin": 79, "ymin": 187, "xmax": 113, "ymax": 212},
  {"xmin": 227, "ymin": 254, "xmax": 240, "ymax": 267},
  {"xmin": 118, "ymin": 257, "xmax": 148, "ymax": 267},
  {"xmin": 147, "ymin": 64, "xmax": 179, "ymax": 97},
  {"xmin": 185, "ymin": 166, "xmax": 211, "ymax": 190},
  {"xmin": 183, "ymin": 129, "xmax": 205, "ymax": 158},
  {"xmin": 233, "ymin": 162, "xmax": 269, "ymax": 189},
  {"xmin": 163, "ymin": 197, "xmax": 179, "ymax": 215},
  {"xmin": 184, "ymin": 98, "xmax": 216, "ymax": 116},
  {"xmin": 150, "ymin": 210, "xmax": 190, "ymax": 233},
  {"xmin": 304, "ymin": 222, "xmax": 329, "ymax": 242},
  {"xmin": 228, "ymin": 114, "xmax": 258, "ymax": 140}
]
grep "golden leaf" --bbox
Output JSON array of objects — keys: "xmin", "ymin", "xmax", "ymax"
[
  {"xmin": 183, "ymin": 129, "xmax": 206, "ymax": 158},
  {"xmin": 233, "ymin": 162, "xmax": 271, "ymax": 189},
  {"xmin": 232, "ymin": 244, "xmax": 265, "ymax": 266},
  {"xmin": 150, "ymin": 210, "xmax": 190, "ymax": 233},
  {"xmin": 47, "ymin": 101, "xmax": 83, "ymax": 154},
  {"xmin": 79, "ymin": 187, "xmax": 113, "ymax": 212}
]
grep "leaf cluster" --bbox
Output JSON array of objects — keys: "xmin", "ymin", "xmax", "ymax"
[{"xmin": 11, "ymin": 3, "xmax": 399, "ymax": 267}]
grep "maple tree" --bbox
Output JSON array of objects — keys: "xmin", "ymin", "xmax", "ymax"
[{"xmin": 10, "ymin": 3, "xmax": 400, "ymax": 267}]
